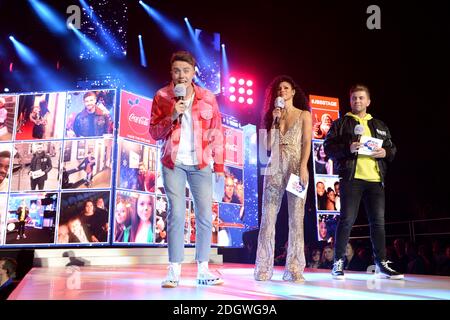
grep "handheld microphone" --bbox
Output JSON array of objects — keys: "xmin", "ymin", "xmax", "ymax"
[
  {"xmin": 173, "ymin": 84, "xmax": 186, "ymax": 124},
  {"xmin": 354, "ymin": 124, "xmax": 364, "ymax": 142},
  {"xmin": 273, "ymin": 96, "xmax": 285, "ymax": 125}
]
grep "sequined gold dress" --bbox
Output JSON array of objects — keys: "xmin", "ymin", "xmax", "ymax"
[{"xmin": 254, "ymin": 115, "xmax": 307, "ymax": 282}]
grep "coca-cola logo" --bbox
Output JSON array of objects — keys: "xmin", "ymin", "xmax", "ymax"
[{"xmin": 127, "ymin": 105, "xmax": 150, "ymax": 135}]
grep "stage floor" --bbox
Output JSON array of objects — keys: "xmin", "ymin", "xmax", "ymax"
[{"xmin": 8, "ymin": 263, "xmax": 450, "ymax": 300}]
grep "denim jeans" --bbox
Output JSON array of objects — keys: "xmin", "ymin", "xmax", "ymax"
[
  {"xmin": 334, "ymin": 179, "xmax": 386, "ymax": 263},
  {"xmin": 162, "ymin": 163, "xmax": 213, "ymax": 263}
]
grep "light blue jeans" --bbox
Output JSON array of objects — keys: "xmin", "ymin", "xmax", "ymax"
[{"xmin": 162, "ymin": 163, "xmax": 213, "ymax": 263}]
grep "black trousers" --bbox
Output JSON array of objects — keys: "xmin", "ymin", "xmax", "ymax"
[
  {"xmin": 30, "ymin": 177, "xmax": 45, "ymax": 190},
  {"xmin": 18, "ymin": 221, "xmax": 26, "ymax": 237},
  {"xmin": 334, "ymin": 179, "xmax": 386, "ymax": 263}
]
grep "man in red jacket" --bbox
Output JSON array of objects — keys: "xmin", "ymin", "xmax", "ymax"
[{"xmin": 150, "ymin": 51, "xmax": 225, "ymax": 288}]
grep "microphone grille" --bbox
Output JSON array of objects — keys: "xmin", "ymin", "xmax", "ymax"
[
  {"xmin": 354, "ymin": 124, "xmax": 365, "ymax": 135},
  {"xmin": 274, "ymin": 96, "xmax": 285, "ymax": 109},
  {"xmin": 174, "ymin": 84, "xmax": 186, "ymax": 97}
]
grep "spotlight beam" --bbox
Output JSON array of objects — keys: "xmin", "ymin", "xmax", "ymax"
[
  {"xmin": 221, "ymin": 44, "xmax": 229, "ymax": 90},
  {"xmin": 138, "ymin": 35, "xmax": 147, "ymax": 67},
  {"xmin": 139, "ymin": 1, "xmax": 183, "ymax": 41},
  {"xmin": 9, "ymin": 36, "xmax": 66, "ymax": 90},
  {"xmin": 9, "ymin": 36, "xmax": 38, "ymax": 65},
  {"xmin": 78, "ymin": 0, "xmax": 123, "ymax": 57},
  {"xmin": 69, "ymin": 24, "xmax": 106, "ymax": 59},
  {"xmin": 29, "ymin": 0, "xmax": 67, "ymax": 35}
]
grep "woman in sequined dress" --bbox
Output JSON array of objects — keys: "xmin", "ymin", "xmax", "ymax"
[{"xmin": 254, "ymin": 75, "xmax": 312, "ymax": 282}]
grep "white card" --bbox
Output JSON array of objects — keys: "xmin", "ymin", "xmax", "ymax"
[
  {"xmin": 30, "ymin": 169, "xmax": 45, "ymax": 179},
  {"xmin": 286, "ymin": 173, "xmax": 308, "ymax": 199},
  {"xmin": 358, "ymin": 136, "xmax": 383, "ymax": 156}
]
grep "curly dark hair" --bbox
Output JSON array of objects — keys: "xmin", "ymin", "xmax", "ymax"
[{"xmin": 262, "ymin": 75, "xmax": 309, "ymax": 130}]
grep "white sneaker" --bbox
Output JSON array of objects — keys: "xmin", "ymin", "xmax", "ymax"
[
  {"xmin": 197, "ymin": 261, "xmax": 224, "ymax": 286},
  {"xmin": 161, "ymin": 263, "xmax": 181, "ymax": 288}
]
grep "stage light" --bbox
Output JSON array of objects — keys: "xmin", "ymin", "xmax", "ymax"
[
  {"xmin": 78, "ymin": 0, "xmax": 124, "ymax": 58},
  {"xmin": 29, "ymin": 0, "xmax": 67, "ymax": 35},
  {"xmin": 140, "ymin": 1, "xmax": 182, "ymax": 41},
  {"xmin": 138, "ymin": 34, "xmax": 147, "ymax": 67},
  {"xmin": 221, "ymin": 44, "xmax": 229, "ymax": 88},
  {"xmin": 225, "ymin": 74, "xmax": 256, "ymax": 107},
  {"xmin": 4, "ymin": 88, "xmax": 9, "ymax": 92},
  {"xmin": 230, "ymin": 95, "xmax": 236, "ymax": 102},
  {"xmin": 69, "ymin": 25, "xmax": 106, "ymax": 59},
  {"xmin": 9, "ymin": 37, "xmax": 38, "ymax": 65},
  {"xmin": 9, "ymin": 63, "xmax": 13, "ymax": 73}
]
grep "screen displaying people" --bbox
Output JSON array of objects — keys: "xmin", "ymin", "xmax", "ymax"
[
  {"xmin": 315, "ymin": 177, "xmax": 340, "ymax": 212},
  {"xmin": 213, "ymin": 166, "xmax": 244, "ymax": 205},
  {"xmin": 5, "ymin": 193, "xmax": 58, "ymax": 244},
  {"xmin": 0, "ymin": 145, "xmax": 11, "ymax": 192},
  {"xmin": 10, "ymin": 142, "xmax": 61, "ymax": 192},
  {"xmin": 62, "ymin": 138, "xmax": 113, "ymax": 189},
  {"xmin": 117, "ymin": 139, "xmax": 157, "ymax": 192},
  {"xmin": 65, "ymin": 90, "xmax": 115, "ymax": 138},
  {"xmin": 312, "ymin": 110, "xmax": 338, "ymax": 140},
  {"xmin": 313, "ymin": 142, "xmax": 334, "ymax": 175},
  {"xmin": 58, "ymin": 191, "xmax": 110, "ymax": 244},
  {"xmin": 15, "ymin": 93, "xmax": 66, "ymax": 140},
  {"xmin": 0, "ymin": 95, "xmax": 17, "ymax": 141}
]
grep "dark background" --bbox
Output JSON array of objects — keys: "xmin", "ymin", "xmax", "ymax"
[{"xmin": 1, "ymin": 0, "xmax": 449, "ymax": 253}]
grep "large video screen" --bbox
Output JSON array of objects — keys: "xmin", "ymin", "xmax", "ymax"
[
  {"xmin": 310, "ymin": 95, "xmax": 340, "ymax": 243},
  {"xmin": 0, "ymin": 89, "xmax": 258, "ymax": 249},
  {"xmin": 112, "ymin": 90, "xmax": 258, "ymax": 248},
  {"xmin": 0, "ymin": 89, "xmax": 117, "ymax": 248}
]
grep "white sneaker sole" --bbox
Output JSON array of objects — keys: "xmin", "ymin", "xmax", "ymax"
[
  {"xmin": 332, "ymin": 274, "xmax": 345, "ymax": 280},
  {"xmin": 197, "ymin": 278, "xmax": 224, "ymax": 286},
  {"xmin": 375, "ymin": 273, "xmax": 404, "ymax": 280}
]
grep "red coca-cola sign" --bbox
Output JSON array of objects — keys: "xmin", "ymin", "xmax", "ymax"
[
  {"xmin": 128, "ymin": 106, "xmax": 150, "ymax": 135},
  {"xmin": 119, "ymin": 90, "xmax": 156, "ymax": 145}
]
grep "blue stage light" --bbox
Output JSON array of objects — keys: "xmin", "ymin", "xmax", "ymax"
[
  {"xmin": 9, "ymin": 37, "xmax": 38, "ymax": 65},
  {"xmin": 138, "ymin": 35, "xmax": 147, "ymax": 67},
  {"xmin": 78, "ymin": 0, "xmax": 124, "ymax": 58},
  {"xmin": 221, "ymin": 43, "xmax": 229, "ymax": 91},
  {"xmin": 28, "ymin": 0, "xmax": 67, "ymax": 35},
  {"xmin": 69, "ymin": 25, "xmax": 106, "ymax": 59},
  {"xmin": 139, "ymin": 1, "xmax": 183, "ymax": 41},
  {"xmin": 9, "ymin": 37, "xmax": 68, "ymax": 90}
]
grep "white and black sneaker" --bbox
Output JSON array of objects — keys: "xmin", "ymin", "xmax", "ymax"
[
  {"xmin": 331, "ymin": 259, "xmax": 345, "ymax": 280},
  {"xmin": 161, "ymin": 263, "xmax": 181, "ymax": 288},
  {"xmin": 375, "ymin": 260, "xmax": 404, "ymax": 280},
  {"xmin": 197, "ymin": 261, "xmax": 224, "ymax": 286}
]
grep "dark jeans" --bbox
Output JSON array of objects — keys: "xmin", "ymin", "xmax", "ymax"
[
  {"xmin": 18, "ymin": 221, "xmax": 26, "ymax": 237},
  {"xmin": 334, "ymin": 179, "xmax": 386, "ymax": 263},
  {"xmin": 30, "ymin": 177, "xmax": 45, "ymax": 190}
]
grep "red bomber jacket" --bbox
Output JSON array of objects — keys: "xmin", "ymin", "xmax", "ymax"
[{"xmin": 149, "ymin": 82, "xmax": 225, "ymax": 173}]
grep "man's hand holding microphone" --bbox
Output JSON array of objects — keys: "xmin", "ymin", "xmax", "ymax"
[{"xmin": 172, "ymin": 83, "xmax": 187, "ymax": 123}]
